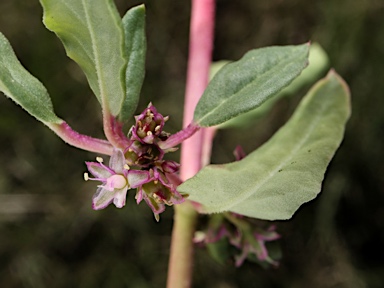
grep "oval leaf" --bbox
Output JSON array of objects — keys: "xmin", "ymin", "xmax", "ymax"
[
  {"xmin": 194, "ymin": 43, "xmax": 310, "ymax": 127},
  {"xmin": 0, "ymin": 32, "xmax": 62, "ymax": 124},
  {"xmin": 218, "ymin": 43, "xmax": 329, "ymax": 129},
  {"xmin": 40, "ymin": 0, "xmax": 126, "ymax": 116},
  {"xmin": 119, "ymin": 4, "xmax": 147, "ymax": 122},
  {"xmin": 179, "ymin": 71, "xmax": 351, "ymax": 220}
]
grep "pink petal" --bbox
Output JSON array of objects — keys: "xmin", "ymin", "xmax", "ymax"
[
  {"xmin": 127, "ymin": 170, "xmax": 151, "ymax": 188},
  {"xmin": 113, "ymin": 188, "xmax": 128, "ymax": 208},
  {"xmin": 86, "ymin": 162, "xmax": 113, "ymax": 179},
  {"xmin": 109, "ymin": 149, "xmax": 126, "ymax": 173},
  {"xmin": 92, "ymin": 187, "xmax": 116, "ymax": 210},
  {"xmin": 161, "ymin": 161, "xmax": 180, "ymax": 174},
  {"xmin": 234, "ymin": 245, "xmax": 250, "ymax": 267},
  {"xmin": 143, "ymin": 194, "xmax": 165, "ymax": 214},
  {"xmin": 135, "ymin": 187, "xmax": 144, "ymax": 204},
  {"xmin": 252, "ymin": 241, "xmax": 268, "ymax": 261},
  {"xmin": 169, "ymin": 189, "xmax": 185, "ymax": 204}
]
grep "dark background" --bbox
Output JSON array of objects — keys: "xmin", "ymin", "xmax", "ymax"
[{"xmin": 0, "ymin": 0, "xmax": 383, "ymax": 287}]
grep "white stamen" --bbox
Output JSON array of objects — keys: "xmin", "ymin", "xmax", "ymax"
[
  {"xmin": 164, "ymin": 200, "xmax": 172, "ymax": 206},
  {"xmin": 96, "ymin": 157, "xmax": 103, "ymax": 163},
  {"xmin": 83, "ymin": 173, "xmax": 89, "ymax": 181},
  {"xmin": 124, "ymin": 164, "xmax": 130, "ymax": 170},
  {"xmin": 155, "ymin": 125, "xmax": 161, "ymax": 132},
  {"xmin": 147, "ymin": 131, "xmax": 153, "ymax": 136},
  {"xmin": 163, "ymin": 116, "xmax": 169, "ymax": 122}
]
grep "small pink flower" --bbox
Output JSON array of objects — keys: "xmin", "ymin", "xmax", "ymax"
[
  {"xmin": 130, "ymin": 103, "xmax": 168, "ymax": 145},
  {"xmin": 135, "ymin": 165, "xmax": 185, "ymax": 221},
  {"xmin": 85, "ymin": 149, "xmax": 149, "ymax": 210},
  {"xmin": 84, "ymin": 104, "xmax": 193, "ymax": 220},
  {"xmin": 195, "ymin": 213, "xmax": 280, "ymax": 267},
  {"xmin": 230, "ymin": 226, "xmax": 280, "ymax": 267}
]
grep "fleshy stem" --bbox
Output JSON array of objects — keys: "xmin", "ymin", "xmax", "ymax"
[
  {"xmin": 103, "ymin": 112, "xmax": 131, "ymax": 149},
  {"xmin": 48, "ymin": 122, "xmax": 114, "ymax": 155},
  {"xmin": 158, "ymin": 123, "xmax": 200, "ymax": 150},
  {"xmin": 49, "ymin": 108, "xmax": 132, "ymax": 155},
  {"xmin": 166, "ymin": 0, "xmax": 215, "ymax": 287},
  {"xmin": 201, "ymin": 127, "xmax": 216, "ymax": 166}
]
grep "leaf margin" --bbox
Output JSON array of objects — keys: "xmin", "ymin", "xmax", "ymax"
[
  {"xmin": 194, "ymin": 43, "xmax": 310, "ymax": 127},
  {"xmin": 179, "ymin": 70, "xmax": 351, "ymax": 220},
  {"xmin": 0, "ymin": 31, "xmax": 62, "ymax": 125}
]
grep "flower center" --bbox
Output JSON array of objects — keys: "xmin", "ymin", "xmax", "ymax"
[{"xmin": 107, "ymin": 174, "xmax": 128, "ymax": 190}]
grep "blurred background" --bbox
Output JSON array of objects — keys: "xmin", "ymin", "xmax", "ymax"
[{"xmin": 0, "ymin": 0, "xmax": 383, "ymax": 287}]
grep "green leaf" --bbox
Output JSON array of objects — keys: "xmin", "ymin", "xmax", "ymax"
[
  {"xmin": 40, "ymin": 0, "xmax": 126, "ymax": 116},
  {"xmin": 219, "ymin": 43, "xmax": 329, "ymax": 129},
  {"xmin": 280, "ymin": 43, "xmax": 329, "ymax": 95},
  {"xmin": 179, "ymin": 71, "xmax": 351, "ymax": 220},
  {"xmin": 0, "ymin": 32, "xmax": 62, "ymax": 124},
  {"xmin": 119, "ymin": 4, "xmax": 147, "ymax": 122},
  {"xmin": 209, "ymin": 60, "xmax": 231, "ymax": 81},
  {"xmin": 194, "ymin": 43, "xmax": 310, "ymax": 127}
]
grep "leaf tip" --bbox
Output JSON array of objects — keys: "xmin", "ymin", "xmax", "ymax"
[
  {"xmin": 131, "ymin": 3, "xmax": 146, "ymax": 13},
  {"xmin": 138, "ymin": 3, "xmax": 146, "ymax": 11},
  {"xmin": 326, "ymin": 69, "xmax": 351, "ymax": 116}
]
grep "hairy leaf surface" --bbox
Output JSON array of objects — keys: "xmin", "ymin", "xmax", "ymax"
[
  {"xmin": 194, "ymin": 44, "xmax": 310, "ymax": 127},
  {"xmin": 219, "ymin": 43, "xmax": 329, "ymax": 129},
  {"xmin": 119, "ymin": 4, "xmax": 147, "ymax": 122},
  {"xmin": 179, "ymin": 71, "xmax": 351, "ymax": 220},
  {"xmin": 40, "ymin": 0, "xmax": 126, "ymax": 116},
  {"xmin": 0, "ymin": 32, "xmax": 62, "ymax": 124}
]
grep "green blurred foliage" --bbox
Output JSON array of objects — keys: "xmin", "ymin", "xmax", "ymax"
[{"xmin": 0, "ymin": 0, "xmax": 383, "ymax": 287}]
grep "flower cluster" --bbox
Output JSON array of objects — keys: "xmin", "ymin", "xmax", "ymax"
[
  {"xmin": 194, "ymin": 213, "xmax": 280, "ymax": 267},
  {"xmin": 84, "ymin": 104, "xmax": 187, "ymax": 221}
]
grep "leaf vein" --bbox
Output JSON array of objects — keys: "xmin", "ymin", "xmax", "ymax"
[
  {"xmin": 81, "ymin": 0, "xmax": 105, "ymax": 104},
  {"xmin": 197, "ymin": 49, "xmax": 305, "ymax": 125},
  {"xmin": 213, "ymin": 92, "xmax": 328, "ymax": 212}
]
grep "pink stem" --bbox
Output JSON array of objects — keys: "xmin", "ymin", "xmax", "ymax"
[
  {"xmin": 167, "ymin": 1, "xmax": 215, "ymax": 287},
  {"xmin": 102, "ymin": 113, "xmax": 131, "ymax": 149},
  {"xmin": 158, "ymin": 122, "xmax": 200, "ymax": 150},
  {"xmin": 201, "ymin": 127, "xmax": 217, "ymax": 166},
  {"xmin": 48, "ymin": 122, "xmax": 114, "ymax": 155},
  {"xmin": 179, "ymin": 0, "xmax": 215, "ymax": 181}
]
